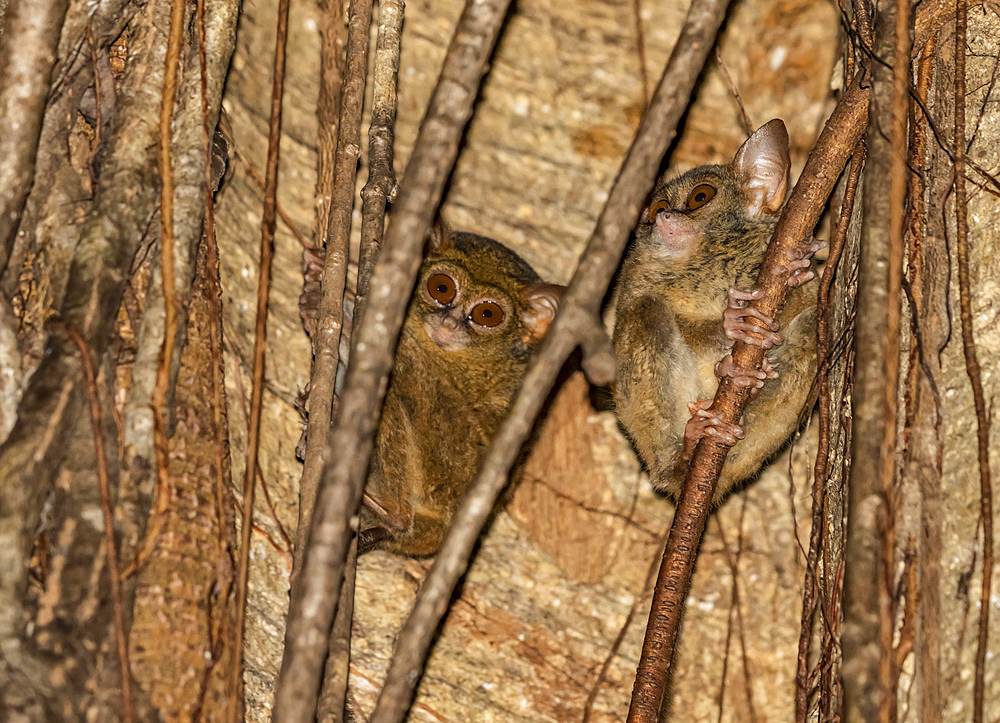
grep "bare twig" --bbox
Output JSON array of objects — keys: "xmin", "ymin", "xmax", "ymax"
[
  {"xmin": 907, "ymin": 37, "xmax": 945, "ymax": 723},
  {"xmin": 714, "ymin": 47, "xmax": 753, "ymax": 136},
  {"xmin": 316, "ymin": 537, "xmax": 357, "ymax": 723},
  {"xmin": 366, "ymin": 1, "xmax": 736, "ymax": 720},
  {"xmin": 0, "ymin": 0, "xmax": 69, "ymax": 272},
  {"xmin": 196, "ymin": 0, "xmax": 237, "ymax": 707},
  {"xmin": 630, "ymin": 73, "xmax": 870, "ymax": 723},
  {"xmin": 273, "ymin": 1, "xmax": 511, "ymax": 719},
  {"xmin": 136, "ymin": 0, "xmax": 188, "ymax": 588},
  {"xmin": 231, "ymin": 0, "xmax": 290, "ymax": 716},
  {"xmin": 357, "ymin": 0, "xmax": 404, "ymax": 303},
  {"xmin": 954, "ymin": 5, "xmax": 993, "ymax": 720},
  {"xmin": 878, "ymin": 0, "xmax": 912, "ymax": 716},
  {"xmin": 631, "ymin": 0, "xmax": 649, "ymax": 105},
  {"xmin": 293, "ymin": 0, "xmax": 373, "ymax": 574},
  {"xmin": 313, "ymin": 0, "xmax": 348, "ymax": 247},
  {"xmin": 795, "ymin": 143, "xmax": 865, "ymax": 723},
  {"xmin": 56, "ymin": 320, "xmax": 134, "ymax": 722},
  {"xmin": 582, "ymin": 528, "xmax": 670, "ymax": 723}
]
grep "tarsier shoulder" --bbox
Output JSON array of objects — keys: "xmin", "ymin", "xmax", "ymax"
[
  {"xmin": 613, "ymin": 119, "xmax": 819, "ymax": 506},
  {"xmin": 360, "ymin": 221, "xmax": 564, "ymax": 556}
]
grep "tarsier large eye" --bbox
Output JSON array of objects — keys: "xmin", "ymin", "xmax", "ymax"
[
  {"xmin": 426, "ymin": 273, "xmax": 457, "ymax": 306},
  {"xmin": 469, "ymin": 300, "xmax": 505, "ymax": 328},
  {"xmin": 647, "ymin": 199, "xmax": 670, "ymax": 224},
  {"xmin": 686, "ymin": 183, "xmax": 716, "ymax": 210}
]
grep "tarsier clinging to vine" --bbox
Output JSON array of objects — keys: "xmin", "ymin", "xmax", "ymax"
[{"xmin": 614, "ymin": 119, "xmax": 821, "ymax": 504}]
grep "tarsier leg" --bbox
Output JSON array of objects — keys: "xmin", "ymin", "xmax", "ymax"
[{"xmin": 682, "ymin": 398, "xmax": 746, "ymax": 463}]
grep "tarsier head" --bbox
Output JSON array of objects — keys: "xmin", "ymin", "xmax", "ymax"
[
  {"xmin": 410, "ymin": 221, "xmax": 563, "ymax": 361},
  {"xmin": 638, "ymin": 119, "xmax": 791, "ymax": 263}
]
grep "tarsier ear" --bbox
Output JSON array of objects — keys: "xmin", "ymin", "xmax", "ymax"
[
  {"xmin": 732, "ymin": 118, "xmax": 790, "ymax": 217},
  {"xmin": 521, "ymin": 283, "xmax": 564, "ymax": 341},
  {"xmin": 428, "ymin": 216, "xmax": 454, "ymax": 251}
]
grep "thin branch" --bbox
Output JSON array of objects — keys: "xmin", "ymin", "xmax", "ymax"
[
  {"xmin": 630, "ymin": 73, "xmax": 870, "ymax": 723},
  {"xmin": 582, "ymin": 526, "xmax": 670, "ymax": 723},
  {"xmin": 137, "ymin": 0, "xmax": 188, "ymax": 588},
  {"xmin": 715, "ymin": 47, "xmax": 753, "ymax": 136},
  {"xmin": 273, "ymin": 1, "xmax": 511, "ymax": 719},
  {"xmin": 292, "ymin": 0, "xmax": 373, "ymax": 573},
  {"xmin": 56, "ymin": 320, "xmax": 134, "ymax": 722},
  {"xmin": 631, "ymin": 0, "xmax": 649, "ymax": 105},
  {"xmin": 367, "ymin": 0, "xmax": 736, "ymax": 719},
  {"xmin": 879, "ymin": 0, "xmax": 912, "ymax": 715},
  {"xmin": 197, "ymin": 0, "xmax": 238, "ymax": 705},
  {"xmin": 908, "ymin": 36, "xmax": 945, "ymax": 723},
  {"xmin": 316, "ymin": 537, "xmax": 357, "ymax": 723},
  {"xmin": 357, "ymin": 0, "xmax": 404, "ymax": 303},
  {"xmin": 954, "ymin": 3, "xmax": 993, "ymax": 719},
  {"xmin": 231, "ymin": 0, "xmax": 290, "ymax": 716},
  {"xmin": 0, "ymin": 0, "xmax": 69, "ymax": 273}
]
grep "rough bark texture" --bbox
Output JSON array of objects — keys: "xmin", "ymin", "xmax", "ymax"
[
  {"xmin": 1, "ymin": 0, "xmax": 997, "ymax": 719},
  {"xmin": 216, "ymin": 0, "xmax": 840, "ymax": 719}
]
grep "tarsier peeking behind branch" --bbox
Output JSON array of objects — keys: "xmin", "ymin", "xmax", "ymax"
[
  {"xmin": 348, "ymin": 222, "xmax": 563, "ymax": 556},
  {"xmin": 614, "ymin": 119, "xmax": 821, "ymax": 504}
]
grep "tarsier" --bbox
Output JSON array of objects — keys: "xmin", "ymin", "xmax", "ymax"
[
  {"xmin": 356, "ymin": 222, "xmax": 564, "ymax": 556},
  {"xmin": 613, "ymin": 119, "xmax": 820, "ymax": 504}
]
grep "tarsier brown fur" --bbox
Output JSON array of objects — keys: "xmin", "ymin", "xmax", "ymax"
[
  {"xmin": 359, "ymin": 222, "xmax": 564, "ymax": 556},
  {"xmin": 614, "ymin": 119, "xmax": 820, "ymax": 505}
]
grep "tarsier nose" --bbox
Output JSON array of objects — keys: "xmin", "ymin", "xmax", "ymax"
[{"xmin": 441, "ymin": 314, "xmax": 461, "ymax": 330}]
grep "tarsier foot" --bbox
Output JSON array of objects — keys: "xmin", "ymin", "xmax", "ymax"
[
  {"xmin": 715, "ymin": 353, "xmax": 778, "ymax": 391},
  {"xmin": 781, "ymin": 236, "xmax": 827, "ymax": 287},
  {"xmin": 682, "ymin": 398, "xmax": 746, "ymax": 461},
  {"xmin": 724, "ymin": 287, "xmax": 782, "ymax": 348}
]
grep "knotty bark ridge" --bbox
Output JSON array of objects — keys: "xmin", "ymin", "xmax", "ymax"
[
  {"xmin": 627, "ymin": 73, "xmax": 871, "ymax": 723},
  {"xmin": 368, "ymin": 0, "xmax": 736, "ymax": 719},
  {"xmin": 273, "ymin": 1, "xmax": 511, "ymax": 719},
  {"xmin": 0, "ymin": 2, "xmax": 217, "ymax": 714}
]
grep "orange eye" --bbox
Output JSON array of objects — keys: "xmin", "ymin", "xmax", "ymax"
[
  {"xmin": 470, "ymin": 300, "xmax": 505, "ymax": 328},
  {"xmin": 647, "ymin": 199, "xmax": 670, "ymax": 224},
  {"xmin": 686, "ymin": 183, "xmax": 716, "ymax": 210},
  {"xmin": 426, "ymin": 273, "xmax": 457, "ymax": 306}
]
